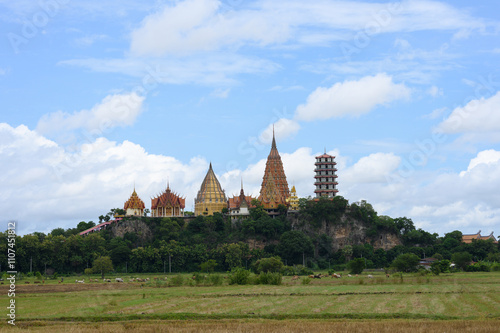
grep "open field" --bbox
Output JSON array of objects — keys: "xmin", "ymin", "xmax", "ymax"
[{"xmin": 1, "ymin": 271, "xmax": 499, "ymax": 332}]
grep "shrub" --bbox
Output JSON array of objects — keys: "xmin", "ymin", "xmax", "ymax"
[
  {"xmin": 35, "ymin": 271, "xmax": 42, "ymax": 280},
  {"xmin": 280, "ymin": 266, "xmax": 295, "ymax": 276},
  {"xmin": 209, "ymin": 274, "xmax": 223, "ymax": 286},
  {"xmin": 228, "ymin": 268, "xmax": 251, "ymax": 285},
  {"xmin": 294, "ymin": 265, "xmax": 313, "ymax": 276},
  {"xmin": 192, "ymin": 272, "xmax": 206, "ymax": 285},
  {"xmin": 84, "ymin": 268, "xmax": 93, "ymax": 276},
  {"xmin": 253, "ymin": 256, "xmax": 284, "ymax": 273},
  {"xmin": 256, "ymin": 272, "xmax": 282, "ymax": 285},
  {"xmin": 491, "ymin": 263, "xmax": 500, "ymax": 272},
  {"xmin": 301, "ymin": 277, "xmax": 311, "ymax": 285},
  {"xmin": 347, "ymin": 258, "xmax": 366, "ymax": 274},
  {"xmin": 170, "ymin": 275, "xmax": 184, "ymax": 286}
]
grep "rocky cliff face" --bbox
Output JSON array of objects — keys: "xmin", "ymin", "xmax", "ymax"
[
  {"xmin": 110, "ymin": 219, "xmax": 153, "ymax": 243},
  {"xmin": 289, "ymin": 212, "xmax": 402, "ymax": 251}
]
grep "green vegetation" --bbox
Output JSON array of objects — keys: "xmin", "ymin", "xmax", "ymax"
[
  {"xmin": 3, "ymin": 197, "xmax": 499, "ymax": 277},
  {"xmin": 1, "ymin": 271, "xmax": 498, "ymax": 329}
]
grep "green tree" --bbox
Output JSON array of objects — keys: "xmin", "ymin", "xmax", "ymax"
[
  {"xmin": 200, "ymin": 259, "xmax": 218, "ymax": 273},
  {"xmin": 252, "ymin": 256, "xmax": 284, "ymax": 273},
  {"xmin": 342, "ymin": 245, "xmax": 353, "ymax": 263},
  {"xmin": 391, "ymin": 253, "xmax": 420, "ymax": 272},
  {"xmin": 92, "ymin": 256, "xmax": 114, "ymax": 279},
  {"xmin": 451, "ymin": 252, "xmax": 472, "ymax": 271},
  {"xmin": 347, "ymin": 258, "xmax": 366, "ymax": 274},
  {"xmin": 278, "ymin": 231, "xmax": 314, "ymax": 265}
]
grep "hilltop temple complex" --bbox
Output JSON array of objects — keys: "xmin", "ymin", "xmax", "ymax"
[{"xmin": 121, "ymin": 130, "xmax": 338, "ymax": 219}]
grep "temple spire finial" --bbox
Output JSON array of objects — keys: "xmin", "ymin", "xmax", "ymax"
[{"xmin": 271, "ymin": 124, "xmax": 277, "ymax": 149}]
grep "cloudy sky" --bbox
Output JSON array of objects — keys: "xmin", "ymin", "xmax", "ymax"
[{"xmin": 1, "ymin": 0, "xmax": 500, "ymax": 236}]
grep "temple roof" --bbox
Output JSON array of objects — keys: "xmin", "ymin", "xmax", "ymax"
[
  {"xmin": 228, "ymin": 184, "xmax": 256, "ymax": 209},
  {"xmin": 195, "ymin": 163, "xmax": 227, "ymax": 204},
  {"xmin": 151, "ymin": 184, "xmax": 185, "ymax": 209},
  {"xmin": 124, "ymin": 188, "xmax": 145, "ymax": 210},
  {"xmin": 316, "ymin": 153, "xmax": 335, "ymax": 159},
  {"xmin": 462, "ymin": 230, "xmax": 497, "ymax": 243},
  {"xmin": 258, "ymin": 130, "xmax": 290, "ymax": 209}
]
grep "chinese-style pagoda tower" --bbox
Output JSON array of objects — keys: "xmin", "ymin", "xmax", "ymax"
[
  {"xmin": 314, "ymin": 151, "xmax": 338, "ymax": 198},
  {"xmin": 258, "ymin": 129, "xmax": 290, "ymax": 210},
  {"xmin": 151, "ymin": 183, "xmax": 185, "ymax": 217},
  {"xmin": 124, "ymin": 187, "xmax": 145, "ymax": 216},
  {"xmin": 194, "ymin": 163, "xmax": 227, "ymax": 216}
]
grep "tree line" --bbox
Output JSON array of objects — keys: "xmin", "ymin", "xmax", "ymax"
[{"xmin": 2, "ymin": 197, "xmax": 499, "ymax": 276}]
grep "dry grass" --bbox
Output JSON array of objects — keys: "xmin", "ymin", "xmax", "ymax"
[{"xmin": 7, "ymin": 319, "xmax": 500, "ymax": 332}]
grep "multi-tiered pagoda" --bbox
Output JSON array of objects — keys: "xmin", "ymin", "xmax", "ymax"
[
  {"xmin": 151, "ymin": 183, "xmax": 185, "ymax": 217},
  {"xmin": 258, "ymin": 130, "xmax": 290, "ymax": 211},
  {"xmin": 314, "ymin": 152, "xmax": 338, "ymax": 198},
  {"xmin": 123, "ymin": 188, "xmax": 145, "ymax": 216},
  {"xmin": 194, "ymin": 163, "xmax": 227, "ymax": 216}
]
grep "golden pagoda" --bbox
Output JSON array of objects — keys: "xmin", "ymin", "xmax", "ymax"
[
  {"xmin": 286, "ymin": 185, "xmax": 299, "ymax": 211},
  {"xmin": 258, "ymin": 129, "xmax": 290, "ymax": 210},
  {"xmin": 151, "ymin": 183, "xmax": 185, "ymax": 217},
  {"xmin": 124, "ymin": 188, "xmax": 145, "ymax": 216},
  {"xmin": 194, "ymin": 163, "xmax": 227, "ymax": 216}
]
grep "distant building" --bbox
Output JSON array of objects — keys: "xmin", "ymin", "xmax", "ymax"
[
  {"xmin": 228, "ymin": 182, "xmax": 256, "ymax": 220},
  {"xmin": 123, "ymin": 188, "xmax": 145, "ymax": 216},
  {"xmin": 258, "ymin": 130, "xmax": 290, "ymax": 211},
  {"xmin": 286, "ymin": 185, "xmax": 299, "ymax": 211},
  {"xmin": 462, "ymin": 230, "xmax": 497, "ymax": 244},
  {"xmin": 194, "ymin": 163, "xmax": 227, "ymax": 216},
  {"xmin": 314, "ymin": 152, "xmax": 338, "ymax": 198},
  {"xmin": 151, "ymin": 184, "xmax": 185, "ymax": 217}
]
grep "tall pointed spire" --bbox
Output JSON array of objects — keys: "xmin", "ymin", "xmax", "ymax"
[
  {"xmin": 259, "ymin": 129, "xmax": 290, "ymax": 210},
  {"xmin": 271, "ymin": 124, "xmax": 277, "ymax": 150}
]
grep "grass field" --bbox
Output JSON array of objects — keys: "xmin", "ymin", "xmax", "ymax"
[{"xmin": 1, "ymin": 271, "xmax": 499, "ymax": 332}]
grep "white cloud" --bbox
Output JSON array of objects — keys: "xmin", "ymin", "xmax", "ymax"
[
  {"xmin": 423, "ymin": 107, "xmax": 447, "ymax": 120},
  {"xmin": 36, "ymin": 92, "xmax": 145, "ymax": 138},
  {"xmin": 427, "ymin": 85, "xmax": 443, "ymax": 97},
  {"xmin": 3, "ymin": 122, "xmax": 500, "ymax": 236},
  {"xmin": 128, "ymin": 0, "xmax": 492, "ymax": 57},
  {"xmin": 295, "ymin": 73, "xmax": 410, "ymax": 121},
  {"xmin": 210, "ymin": 88, "xmax": 230, "ymax": 99},
  {"xmin": 60, "ymin": 55, "xmax": 279, "ymax": 86},
  {"xmin": 259, "ymin": 118, "xmax": 300, "ymax": 144},
  {"xmin": 342, "ymin": 153, "xmax": 401, "ymax": 184},
  {"xmin": 438, "ymin": 91, "xmax": 500, "ymax": 134},
  {"xmin": 74, "ymin": 34, "xmax": 107, "ymax": 47},
  {"xmin": 461, "ymin": 149, "xmax": 500, "ymax": 176},
  {"xmin": 0, "ymin": 123, "xmax": 210, "ymax": 235}
]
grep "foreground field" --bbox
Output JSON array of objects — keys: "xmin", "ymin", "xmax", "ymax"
[
  {"xmin": 10, "ymin": 319, "xmax": 500, "ymax": 332},
  {"xmin": 1, "ymin": 272, "xmax": 499, "ymax": 332}
]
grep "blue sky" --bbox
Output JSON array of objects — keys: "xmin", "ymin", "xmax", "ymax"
[{"xmin": 1, "ymin": 0, "xmax": 500, "ymax": 236}]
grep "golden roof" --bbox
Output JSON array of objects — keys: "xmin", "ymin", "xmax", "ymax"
[
  {"xmin": 124, "ymin": 188, "xmax": 145, "ymax": 210},
  {"xmin": 195, "ymin": 163, "xmax": 227, "ymax": 204}
]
